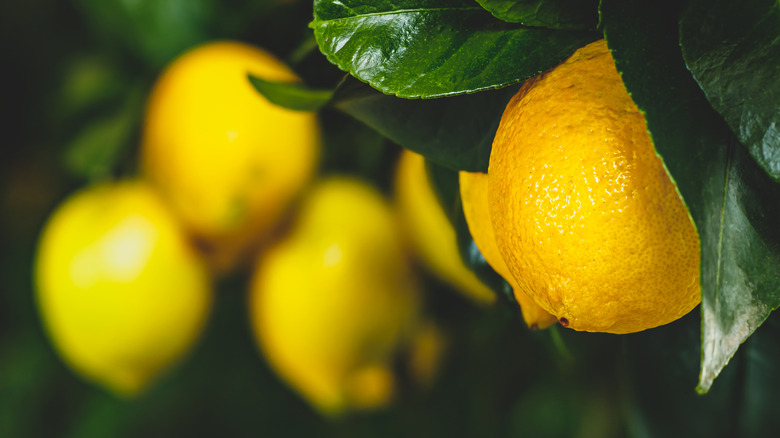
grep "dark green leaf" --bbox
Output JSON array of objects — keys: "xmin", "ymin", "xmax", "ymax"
[
  {"xmin": 623, "ymin": 308, "xmax": 780, "ymax": 436},
  {"xmin": 74, "ymin": 0, "xmax": 212, "ymax": 68},
  {"xmin": 311, "ymin": 0, "xmax": 599, "ymax": 98},
  {"xmin": 63, "ymin": 89, "xmax": 143, "ymax": 181},
  {"xmin": 74, "ymin": 0, "xmax": 280, "ymax": 68},
  {"xmin": 248, "ymin": 75, "xmax": 334, "ymax": 111},
  {"xmin": 330, "ymin": 77, "xmax": 520, "ymax": 172},
  {"xmin": 601, "ymin": 0, "xmax": 780, "ymax": 394},
  {"xmin": 475, "ymin": 0, "xmax": 599, "ymax": 30},
  {"xmin": 680, "ymin": 0, "xmax": 780, "ymax": 181},
  {"xmin": 621, "ymin": 312, "xmax": 741, "ymax": 437}
]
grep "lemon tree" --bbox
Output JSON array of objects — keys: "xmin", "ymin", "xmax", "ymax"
[
  {"xmin": 34, "ymin": 181, "xmax": 211, "ymax": 396},
  {"xmin": 247, "ymin": 0, "xmax": 780, "ymax": 431},
  {"xmin": 7, "ymin": 0, "xmax": 780, "ymax": 435}
]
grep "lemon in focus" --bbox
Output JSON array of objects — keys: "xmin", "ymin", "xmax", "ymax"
[
  {"xmin": 459, "ymin": 170, "xmax": 557, "ymax": 330},
  {"xmin": 35, "ymin": 181, "xmax": 212, "ymax": 395},
  {"xmin": 141, "ymin": 41, "xmax": 320, "ymax": 272},
  {"xmin": 394, "ymin": 149, "xmax": 495, "ymax": 304},
  {"xmin": 249, "ymin": 177, "xmax": 420, "ymax": 415},
  {"xmin": 488, "ymin": 39, "xmax": 700, "ymax": 334}
]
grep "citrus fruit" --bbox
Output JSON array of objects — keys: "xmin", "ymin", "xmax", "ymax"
[
  {"xmin": 459, "ymin": 170, "xmax": 557, "ymax": 330},
  {"xmin": 249, "ymin": 177, "xmax": 420, "ymax": 415},
  {"xmin": 34, "ymin": 181, "xmax": 211, "ymax": 395},
  {"xmin": 141, "ymin": 40, "xmax": 320, "ymax": 272},
  {"xmin": 488, "ymin": 39, "xmax": 700, "ymax": 334},
  {"xmin": 394, "ymin": 149, "xmax": 495, "ymax": 304}
]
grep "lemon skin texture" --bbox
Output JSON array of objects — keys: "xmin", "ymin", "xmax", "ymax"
[
  {"xmin": 142, "ymin": 41, "xmax": 320, "ymax": 272},
  {"xmin": 395, "ymin": 150, "xmax": 496, "ymax": 304},
  {"xmin": 34, "ymin": 181, "xmax": 212, "ymax": 396},
  {"xmin": 488, "ymin": 40, "xmax": 700, "ymax": 334},
  {"xmin": 459, "ymin": 170, "xmax": 557, "ymax": 330},
  {"xmin": 250, "ymin": 177, "xmax": 421, "ymax": 415}
]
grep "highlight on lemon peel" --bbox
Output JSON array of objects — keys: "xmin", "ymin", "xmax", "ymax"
[
  {"xmin": 141, "ymin": 40, "xmax": 320, "ymax": 273},
  {"xmin": 34, "ymin": 180, "xmax": 212, "ymax": 396},
  {"xmin": 249, "ymin": 177, "xmax": 421, "ymax": 415},
  {"xmin": 459, "ymin": 170, "xmax": 558, "ymax": 330},
  {"xmin": 488, "ymin": 39, "xmax": 701, "ymax": 334},
  {"xmin": 394, "ymin": 149, "xmax": 496, "ymax": 305}
]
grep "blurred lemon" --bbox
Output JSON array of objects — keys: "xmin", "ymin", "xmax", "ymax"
[
  {"xmin": 459, "ymin": 170, "xmax": 557, "ymax": 330},
  {"xmin": 394, "ymin": 149, "xmax": 495, "ymax": 304},
  {"xmin": 249, "ymin": 177, "xmax": 421, "ymax": 415},
  {"xmin": 34, "ymin": 181, "xmax": 212, "ymax": 396},
  {"xmin": 141, "ymin": 40, "xmax": 320, "ymax": 272}
]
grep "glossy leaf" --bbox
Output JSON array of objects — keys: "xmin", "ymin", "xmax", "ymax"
[
  {"xmin": 475, "ymin": 0, "xmax": 598, "ymax": 30},
  {"xmin": 601, "ymin": 0, "xmax": 780, "ymax": 394},
  {"xmin": 330, "ymin": 77, "xmax": 521, "ymax": 172},
  {"xmin": 248, "ymin": 75, "xmax": 334, "ymax": 112},
  {"xmin": 311, "ymin": 0, "xmax": 599, "ymax": 98},
  {"xmin": 680, "ymin": 0, "xmax": 780, "ymax": 181}
]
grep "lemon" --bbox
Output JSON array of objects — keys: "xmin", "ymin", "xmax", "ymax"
[
  {"xmin": 459, "ymin": 170, "xmax": 557, "ymax": 330},
  {"xmin": 141, "ymin": 41, "xmax": 320, "ymax": 272},
  {"xmin": 34, "ymin": 181, "xmax": 211, "ymax": 396},
  {"xmin": 249, "ymin": 177, "xmax": 420, "ymax": 415},
  {"xmin": 394, "ymin": 149, "xmax": 495, "ymax": 304},
  {"xmin": 488, "ymin": 39, "xmax": 700, "ymax": 334}
]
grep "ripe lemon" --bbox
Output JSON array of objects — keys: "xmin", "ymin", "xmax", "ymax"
[
  {"xmin": 459, "ymin": 170, "xmax": 558, "ymax": 330},
  {"xmin": 249, "ymin": 177, "xmax": 420, "ymax": 415},
  {"xmin": 394, "ymin": 149, "xmax": 495, "ymax": 304},
  {"xmin": 34, "ymin": 181, "xmax": 211, "ymax": 395},
  {"xmin": 488, "ymin": 39, "xmax": 700, "ymax": 334},
  {"xmin": 141, "ymin": 41, "xmax": 320, "ymax": 272}
]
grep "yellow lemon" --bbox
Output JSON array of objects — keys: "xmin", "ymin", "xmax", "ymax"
[
  {"xmin": 141, "ymin": 41, "xmax": 320, "ymax": 272},
  {"xmin": 249, "ymin": 177, "xmax": 420, "ymax": 415},
  {"xmin": 394, "ymin": 149, "xmax": 495, "ymax": 304},
  {"xmin": 34, "ymin": 181, "xmax": 211, "ymax": 396},
  {"xmin": 459, "ymin": 170, "xmax": 557, "ymax": 330},
  {"xmin": 488, "ymin": 39, "xmax": 700, "ymax": 334}
]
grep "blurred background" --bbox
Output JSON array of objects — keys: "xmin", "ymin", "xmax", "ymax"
[{"xmin": 2, "ymin": 1, "xmax": 776, "ymax": 437}]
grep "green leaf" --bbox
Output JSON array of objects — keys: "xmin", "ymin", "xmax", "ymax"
[
  {"xmin": 311, "ymin": 0, "xmax": 600, "ymax": 98},
  {"xmin": 601, "ymin": 0, "xmax": 780, "ymax": 394},
  {"xmin": 248, "ymin": 75, "xmax": 334, "ymax": 112},
  {"xmin": 680, "ymin": 0, "xmax": 780, "ymax": 181},
  {"xmin": 330, "ymin": 77, "xmax": 520, "ymax": 172},
  {"xmin": 74, "ymin": 0, "xmax": 212, "ymax": 68},
  {"xmin": 621, "ymin": 312, "xmax": 741, "ymax": 437},
  {"xmin": 63, "ymin": 89, "xmax": 143, "ymax": 181},
  {"xmin": 624, "ymin": 308, "xmax": 780, "ymax": 436},
  {"xmin": 475, "ymin": 0, "xmax": 599, "ymax": 30},
  {"xmin": 74, "ymin": 0, "xmax": 281, "ymax": 68}
]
